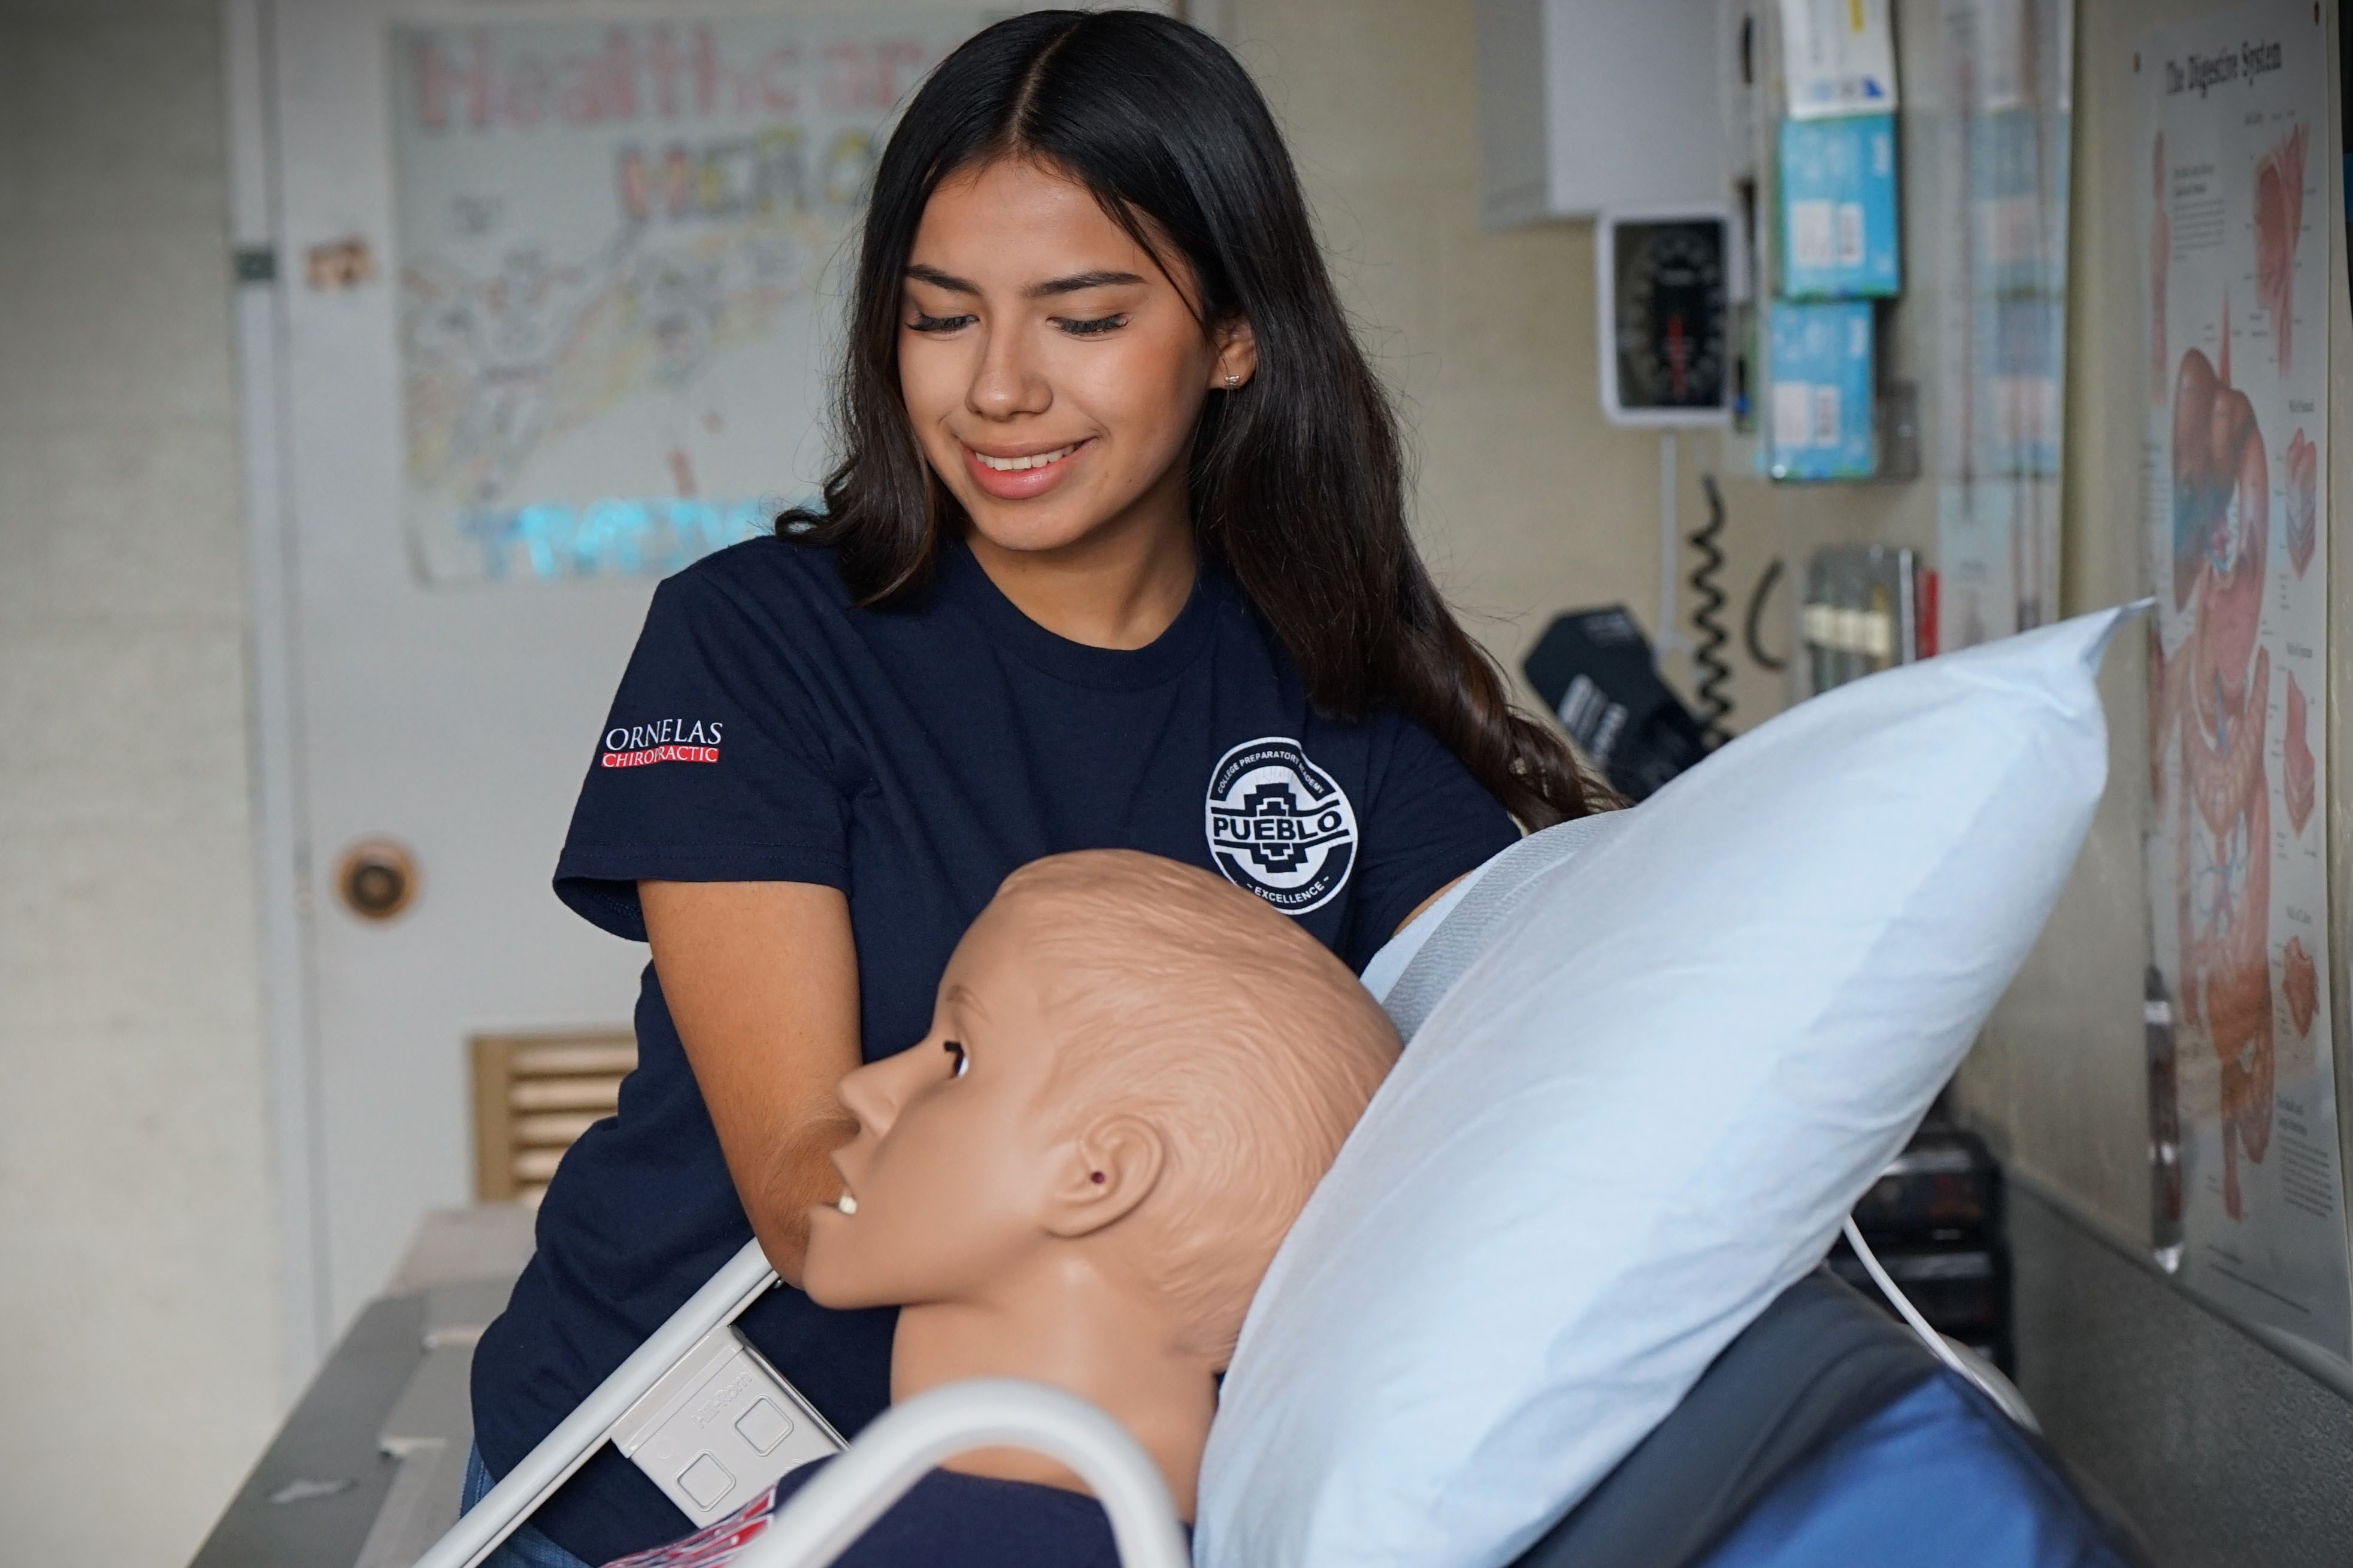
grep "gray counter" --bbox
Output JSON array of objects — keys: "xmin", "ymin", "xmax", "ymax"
[{"xmin": 189, "ymin": 1208, "xmax": 535, "ymax": 1568}]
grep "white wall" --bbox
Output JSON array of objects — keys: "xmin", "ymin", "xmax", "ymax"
[
  {"xmin": 1947, "ymin": 0, "xmax": 2174, "ymax": 1243},
  {"xmin": 0, "ymin": 1, "xmax": 283, "ymax": 1562},
  {"xmin": 1223, "ymin": 0, "xmax": 1661, "ymax": 693}
]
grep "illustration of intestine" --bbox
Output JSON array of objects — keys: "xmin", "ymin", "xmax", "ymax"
[
  {"xmin": 2282, "ymin": 938, "xmax": 2319, "ymax": 1041},
  {"xmin": 2152, "ymin": 303, "xmax": 2273, "ymax": 1221},
  {"xmin": 2149, "ymin": 133, "xmax": 2168, "ymax": 399},
  {"xmin": 2283, "ymin": 671, "xmax": 2315, "ymax": 838},
  {"xmin": 2284, "ymin": 429, "xmax": 2316, "ymax": 577},
  {"xmin": 2254, "ymin": 123, "xmax": 2307, "ymax": 379}
]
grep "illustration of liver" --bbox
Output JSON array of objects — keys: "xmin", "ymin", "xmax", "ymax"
[
  {"xmin": 2285, "ymin": 429, "xmax": 2316, "ymax": 577},
  {"xmin": 2284, "ymin": 670, "xmax": 2315, "ymax": 837},
  {"xmin": 2169, "ymin": 313, "xmax": 2267, "ymax": 677},
  {"xmin": 2282, "ymin": 937, "xmax": 2318, "ymax": 1041},
  {"xmin": 2254, "ymin": 123, "xmax": 2307, "ymax": 379}
]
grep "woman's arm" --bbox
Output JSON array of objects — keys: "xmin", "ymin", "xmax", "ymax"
[
  {"xmin": 1396, "ymin": 873, "xmax": 1466, "ymax": 936},
  {"xmin": 643, "ymin": 879, "xmax": 862, "ymax": 1288}
]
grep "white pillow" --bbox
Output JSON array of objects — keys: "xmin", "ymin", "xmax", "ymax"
[
  {"xmin": 1354, "ymin": 853, "xmax": 1495, "ymax": 1004},
  {"xmin": 1197, "ymin": 606, "xmax": 2135, "ymax": 1568}
]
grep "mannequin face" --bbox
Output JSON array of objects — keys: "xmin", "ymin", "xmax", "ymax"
[
  {"xmin": 806, "ymin": 848, "xmax": 1397, "ymax": 1380},
  {"xmin": 805, "ymin": 894, "xmax": 1137, "ymax": 1309},
  {"xmin": 897, "ymin": 157, "xmax": 1256, "ymax": 560}
]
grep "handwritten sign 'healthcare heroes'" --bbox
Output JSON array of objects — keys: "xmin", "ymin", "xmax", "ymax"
[{"xmin": 390, "ymin": 16, "xmax": 980, "ymax": 584}]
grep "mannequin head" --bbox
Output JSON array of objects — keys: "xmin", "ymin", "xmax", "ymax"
[{"xmin": 804, "ymin": 850, "xmax": 1398, "ymax": 1364}]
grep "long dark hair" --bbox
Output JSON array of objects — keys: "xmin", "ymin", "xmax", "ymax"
[{"xmin": 783, "ymin": 9, "xmax": 1597, "ymax": 826}]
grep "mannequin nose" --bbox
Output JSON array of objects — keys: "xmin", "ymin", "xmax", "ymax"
[
  {"xmin": 835, "ymin": 1056, "xmax": 900, "ymax": 1135},
  {"xmin": 837, "ymin": 1039, "xmax": 947, "ymax": 1135}
]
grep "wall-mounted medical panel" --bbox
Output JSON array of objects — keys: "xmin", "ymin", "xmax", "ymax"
[{"xmin": 1476, "ymin": 0, "xmax": 1733, "ymax": 226}]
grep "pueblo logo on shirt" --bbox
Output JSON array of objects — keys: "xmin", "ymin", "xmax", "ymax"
[
  {"xmin": 1204, "ymin": 736, "xmax": 1358, "ymax": 914},
  {"xmin": 601, "ymin": 717, "xmax": 724, "ymax": 769}
]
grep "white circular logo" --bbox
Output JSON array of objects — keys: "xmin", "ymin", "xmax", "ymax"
[{"xmin": 1204, "ymin": 737, "xmax": 1358, "ymax": 914}]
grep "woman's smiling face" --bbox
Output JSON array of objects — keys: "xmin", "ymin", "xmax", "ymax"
[{"xmin": 896, "ymin": 157, "xmax": 1253, "ymax": 558}]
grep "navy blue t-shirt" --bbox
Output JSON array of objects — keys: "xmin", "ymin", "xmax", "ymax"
[{"xmin": 470, "ymin": 535, "xmax": 1517, "ymax": 1564}]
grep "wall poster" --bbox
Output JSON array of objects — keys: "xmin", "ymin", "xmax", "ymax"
[
  {"xmin": 2139, "ymin": 0, "xmax": 2351, "ymax": 1364},
  {"xmin": 1932, "ymin": 0, "xmax": 2072, "ymax": 653},
  {"xmin": 390, "ymin": 15, "xmax": 980, "ymax": 583}
]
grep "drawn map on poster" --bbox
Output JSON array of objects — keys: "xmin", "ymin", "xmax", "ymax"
[
  {"xmin": 2139, "ymin": 0, "xmax": 2351, "ymax": 1364},
  {"xmin": 391, "ymin": 16, "xmax": 978, "ymax": 583}
]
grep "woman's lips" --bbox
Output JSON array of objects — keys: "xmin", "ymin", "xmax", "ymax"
[{"xmin": 962, "ymin": 438, "xmax": 1090, "ymax": 500}]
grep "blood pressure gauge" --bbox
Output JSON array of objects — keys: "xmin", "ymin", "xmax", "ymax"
[{"xmin": 1598, "ymin": 208, "xmax": 1734, "ymax": 427}]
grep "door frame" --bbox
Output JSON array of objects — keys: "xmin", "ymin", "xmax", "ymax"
[{"xmin": 225, "ymin": 0, "xmax": 331, "ymax": 1397}]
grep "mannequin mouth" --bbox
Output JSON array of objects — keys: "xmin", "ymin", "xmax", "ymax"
[{"xmin": 961, "ymin": 438, "xmax": 1092, "ymax": 501}]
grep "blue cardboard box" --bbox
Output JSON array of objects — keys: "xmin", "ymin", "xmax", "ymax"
[
  {"xmin": 1766, "ymin": 301, "xmax": 1876, "ymax": 480},
  {"xmin": 1777, "ymin": 114, "xmax": 1901, "ymax": 299}
]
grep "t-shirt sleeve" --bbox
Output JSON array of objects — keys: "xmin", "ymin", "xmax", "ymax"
[
  {"xmin": 553, "ymin": 568, "xmax": 852, "ymax": 941},
  {"xmin": 1343, "ymin": 715, "xmax": 1522, "ymax": 969}
]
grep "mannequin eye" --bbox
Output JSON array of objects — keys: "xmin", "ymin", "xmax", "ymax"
[{"xmin": 943, "ymin": 1039, "xmax": 969, "ymax": 1078}]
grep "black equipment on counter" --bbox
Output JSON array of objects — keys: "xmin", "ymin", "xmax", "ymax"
[
  {"xmin": 1831, "ymin": 1126, "xmax": 2015, "ymax": 1373},
  {"xmin": 1522, "ymin": 606, "xmax": 1711, "ymax": 802}
]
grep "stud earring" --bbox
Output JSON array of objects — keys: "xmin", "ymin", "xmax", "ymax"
[
  {"xmin": 1091, "ymin": 1171, "xmax": 1107, "ymax": 1184},
  {"xmin": 1225, "ymin": 373, "xmax": 1241, "ymax": 387}
]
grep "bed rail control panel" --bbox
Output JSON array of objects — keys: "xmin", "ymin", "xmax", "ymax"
[{"xmin": 610, "ymin": 1323, "xmax": 846, "ymax": 1527}]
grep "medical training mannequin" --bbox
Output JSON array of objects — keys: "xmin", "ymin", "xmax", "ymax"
[
  {"xmin": 604, "ymin": 850, "xmax": 1398, "ymax": 1567},
  {"xmin": 810, "ymin": 847, "xmax": 1399, "ymax": 1511}
]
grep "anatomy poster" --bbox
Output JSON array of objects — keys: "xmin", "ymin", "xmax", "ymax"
[
  {"xmin": 391, "ymin": 16, "xmax": 979, "ymax": 583},
  {"xmin": 2139, "ymin": 0, "xmax": 2351, "ymax": 1361}
]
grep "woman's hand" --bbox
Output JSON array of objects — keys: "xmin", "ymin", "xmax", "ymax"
[{"xmin": 642, "ymin": 879, "xmax": 862, "ymax": 1288}]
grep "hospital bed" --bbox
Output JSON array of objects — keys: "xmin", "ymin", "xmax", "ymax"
[
  {"xmin": 193, "ymin": 929, "xmax": 2139, "ymax": 1568},
  {"xmin": 194, "ymin": 821, "xmax": 2142, "ymax": 1568},
  {"xmin": 392, "ymin": 814, "xmax": 2136, "ymax": 1568},
  {"xmin": 192, "ymin": 1209, "xmax": 2126, "ymax": 1568},
  {"xmin": 408, "ymin": 1245, "xmax": 2119, "ymax": 1568}
]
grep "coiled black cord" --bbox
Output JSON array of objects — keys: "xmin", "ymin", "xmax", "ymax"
[
  {"xmin": 1689, "ymin": 475, "xmax": 1733, "ymax": 745},
  {"xmin": 1745, "ymin": 557, "xmax": 1789, "ymax": 673}
]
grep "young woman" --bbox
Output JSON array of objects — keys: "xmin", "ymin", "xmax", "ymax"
[{"xmin": 465, "ymin": 11, "xmax": 1597, "ymax": 1566}]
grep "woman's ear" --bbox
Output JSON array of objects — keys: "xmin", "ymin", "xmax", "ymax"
[
  {"xmin": 1210, "ymin": 316, "xmax": 1259, "ymax": 390},
  {"xmin": 1044, "ymin": 1115, "xmax": 1166, "ymax": 1239}
]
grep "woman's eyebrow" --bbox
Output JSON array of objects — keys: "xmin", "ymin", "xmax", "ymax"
[
  {"xmin": 1025, "ymin": 269, "xmax": 1146, "ymax": 298},
  {"xmin": 901, "ymin": 263, "xmax": 1148, "ymax": 299},
  {"xmin": 904, "ymin": 262, "xmax": 977, "ymax": 293}
]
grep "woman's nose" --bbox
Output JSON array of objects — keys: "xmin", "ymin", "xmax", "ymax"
[{"xmin": 966, "ymin": 326, "xmax": 1051, "ymax": 419}]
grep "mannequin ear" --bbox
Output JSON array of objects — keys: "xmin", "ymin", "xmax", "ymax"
[
  {"xmin": 1209, "ymin": 315, "xmax": 1259, "ymax": 390},
  {"xmin": 1044, "ymin": 1115, "xmax": 1165, "ymax": 1239}
]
